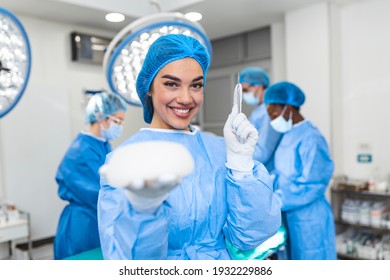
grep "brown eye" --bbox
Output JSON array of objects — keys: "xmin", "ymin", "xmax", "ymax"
[
  {"xmin": 109, "ymin": 116, "xmax": 123, "ymax": 125},
  {"xmin": 192, "ymin": 83, "xmax": 204, "ymax": 89},
  {"xmin": 164, "ymin": 82, "xmax": 178, "ymax": 87}
]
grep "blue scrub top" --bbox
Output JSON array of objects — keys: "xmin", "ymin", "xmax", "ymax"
[
  {"xmin": 54, "ymin": 132, "xmax": 111, "ymax": 260},
  {"xmin": 98, "ymin": 128, "xmax": 282, "ymax": 260},
  {"xmin": 248, "ymin": 104, "xmax": 282, "ymax": 172},
  {"xmin": 273, "ymin": 120, "xmax": 336, "ymax": 260}
]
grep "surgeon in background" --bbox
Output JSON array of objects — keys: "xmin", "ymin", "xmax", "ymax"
[
  {"xmin": 264, "ymin": 81, "xmax": 336, "ymax": 260},
  {"xmin": 239, "ymin": 67, "xmax": 282, "ymax": 172},
  {"xmin": 98, "ymin": 34, "xmax": 281, "ymax": 260},
  {"xmin": 54, "ymin": 91, "xmax": 127, "ymax": 260}
]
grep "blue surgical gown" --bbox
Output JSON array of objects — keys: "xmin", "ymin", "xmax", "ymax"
[
  {"xmin": 54, "ymin": 132, "xmax": 111, "ymax": 260},
  {"xmin": 98, "ymin": 128, "xmax": 282, "ymax": 260},
  {"xmin": 273, "ymin": 120, "xmax": 336, "ymax": 260},
  {"xmin": 249, "ymin": 104, "xmax": 282, "ymax": 172}
]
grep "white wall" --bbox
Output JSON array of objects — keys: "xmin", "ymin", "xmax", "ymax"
[
  {"xmin": 329, "ymin": 3, "xmax": 343, "ymax": 176},
  {"xmin": 285, "ymin": 2, "xmax": 332, "ymax": 147},
  {"xmin": 339, "ymin": 0, "xmax": 390, "ymax": 180},
  {"xmin": 271, "ymin": 22, "xmax": 286, "ymax": 82},
  {"xmin": 0, "ymin": 15, "xmax": 146, "ymax": 242}
]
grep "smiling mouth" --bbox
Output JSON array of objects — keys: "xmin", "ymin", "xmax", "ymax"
[{"xmin": 172, "ymin": 108, "xmax": 190, "ymax": 114}]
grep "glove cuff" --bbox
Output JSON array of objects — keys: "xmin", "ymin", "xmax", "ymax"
[
  {"xmin": 125, "ymin": 190, "xmax": 168, "ymax": 214},
  {"xmin": 230, "ymin": 170, "xmax": 253, "ymax": 180},
  {"xmin": 225, "ymin": 153, "xmax": 254, "ymax": 172}
]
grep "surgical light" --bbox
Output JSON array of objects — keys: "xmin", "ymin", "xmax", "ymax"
[
  {"xmin": 0, "ymin": 7, "xmax": 31, "ymax": 118},
  {"xmin": 103, "ymin": 12, "xmax": 212, "ymax": 106}
]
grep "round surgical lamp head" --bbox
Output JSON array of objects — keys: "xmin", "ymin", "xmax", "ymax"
[
  {"xmin": 103, "ymin": 12, "xmax": 212, "ymax": 107},
  {"xmin": 0, "ymin": 7, "xmax": 31, "ymax": 118}
]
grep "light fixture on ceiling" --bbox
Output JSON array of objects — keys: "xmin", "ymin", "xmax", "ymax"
[
  {"xmin": 105, "ymin": 12, "xmax": 125, "ymax": 23},
  {"xmin": 0, "ymin": 7, "xmax": 31, "ymax": 118},
  {"xmin": 103, "ymin": 12, "xmax": 212, "ymax": 106},
  {"xmin": 184, "ymin": 12, "xmax": 202, "ymax": 22}
]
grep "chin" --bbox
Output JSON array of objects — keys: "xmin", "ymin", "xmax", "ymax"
[
  {"xmin": 173, "ymin": 124, "xmax": 191, "ymax": 130},
  {"xmin": 170, "ymin": 119, "xmax": 192, "ymax": 130}
]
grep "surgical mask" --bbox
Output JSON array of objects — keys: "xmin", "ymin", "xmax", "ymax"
[
  {"xmin": 270, "ymin": 106, "xmax": 292, "ymax": 133},
  {"xmin": 101, "ymin": 122, "xmax": 123, "ymax": 141},
  {"xmin": 242, "ymin": 92, "xmax": 259, "ymax": 106}
]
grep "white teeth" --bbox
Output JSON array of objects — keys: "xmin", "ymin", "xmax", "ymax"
[{"xmin": 173, "ymin": 108, "xmax": 190, "ymax": 114}]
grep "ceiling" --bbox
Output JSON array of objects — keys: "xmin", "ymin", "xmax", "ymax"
[{"xmin": 0, "ymin": 0, "xmax": 362, "ymax": 39}]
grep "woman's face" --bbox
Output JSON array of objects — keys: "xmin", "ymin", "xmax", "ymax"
[{"xmin": 149, "ymin": 58, "xmax": 204, "ymax": 130}]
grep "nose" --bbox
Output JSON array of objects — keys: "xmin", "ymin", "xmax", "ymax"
[{"xmin": 176, "ymin": 88, "xmax": 192, "ymax": 104}]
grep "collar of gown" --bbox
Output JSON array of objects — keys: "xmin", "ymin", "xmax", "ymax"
[{"xmin": 141, "ymin": 127, "xmax": 199, "ymax": 135}]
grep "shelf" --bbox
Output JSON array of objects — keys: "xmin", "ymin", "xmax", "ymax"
[
  {"xmin": 0, "ymin": 219, "xmax": 28, "ymax": 229},
  {"xmin": 336, "ymin": 253, "xmax": 384, "ymax": 260},
  {"xmin": 335, "ymin": 220, "xmax": 390, "ymax": 234},
  {"xmin": 331, "ymin": 188, "xmax": 390, "ymax": 199},
  {"xmin": 0, "ymin": 219, "xmax": 29, "ymax": 242},
  {"xmin": 332, "ymin": 182, "xmax": 390, "ymax": 261},
  {"xmin": 0, "ymin": 212, "xmax": 32, "ymax": 259},
  {"xmin": 337, "ymin": 253, "xmax": 362, "ymax": 260}
]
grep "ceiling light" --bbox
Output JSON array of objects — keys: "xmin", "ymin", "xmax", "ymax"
[
  {"xmin": 105, "ymin": 13, "xmax": 125, "ymax": 23},
  {"xmin": 184, "ymin": 12, "xmax": 202, "ymax": 22}
]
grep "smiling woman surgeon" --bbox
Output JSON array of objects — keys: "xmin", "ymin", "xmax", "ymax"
[{"xmin": 97, "ymin": 34, "xmax": 281, "ymax": 260}]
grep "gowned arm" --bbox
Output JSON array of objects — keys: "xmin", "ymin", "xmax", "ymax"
[
  {"xmin": 223, "ymin": 162, "xmax": 281, "ymax": 251},
  {"xmin": 275, "ymin": 138, "xmax": 334, "ymax": 212},
  {"xmin": 253, "ymin": 124, "xmax": 282, "ymax": 165},
  {"xmin": 98, "ymin": 184, "xmax": 171, "ymax": 260}
]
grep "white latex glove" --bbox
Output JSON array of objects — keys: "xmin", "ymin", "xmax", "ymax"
[
  {"xmin": 223, "ymin": 104, "xmax": 258, "ymax": 174},
  {"xmin": 99, "ymin": 141, "xmax": 194, "ymax": 213},
  {"xmin": 122, "ymin": 174, "xmax": 180, "ymax": 213}
]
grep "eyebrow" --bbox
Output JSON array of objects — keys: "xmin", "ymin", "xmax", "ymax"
[{"xmin": 161, "ymin": 74, "xmax": 204, "ymax": 83}]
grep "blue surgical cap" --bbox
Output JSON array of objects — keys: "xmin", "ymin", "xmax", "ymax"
[
  {"xmin": 264, "ymin": 81, "xmax": 305, "ymax": 107},
  {"xmin": 239, "ymin": 67, "xmax": 270, "ymax": 87},
  {"xmin": 85, "ymin": 91, "xmax": 127, "ymax": 123},
  {"xmin": 136, "ymin": 34, "xmax": 211, "ymax": 124}
]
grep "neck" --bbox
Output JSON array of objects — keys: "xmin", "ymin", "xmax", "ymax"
[
  {"xmin": 292, "ymin": 110, "xmax": 304, "ymax": 125},
  {"xmin": 149, "ymin": 118, "xmax": 191, "ymax": 131},
  {"xmin": 87, "ymin": 122, "xmax": 102, "ymax": 137}
]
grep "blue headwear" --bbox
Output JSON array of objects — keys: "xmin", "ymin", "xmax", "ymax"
[
  {"xmin": 239, "ymin": 67, "xmax": 270, "ymax": 88},
  {"xmin": 85, "ymin": 91, "xmax": 127, "ymax": 123},
  {"xmin": 136, "ymin": 34, "xmax": 211, "ymax": 124},
  {"xmin": 264, "ymin": 81, "xmax": 305, "ymax": 107}
]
